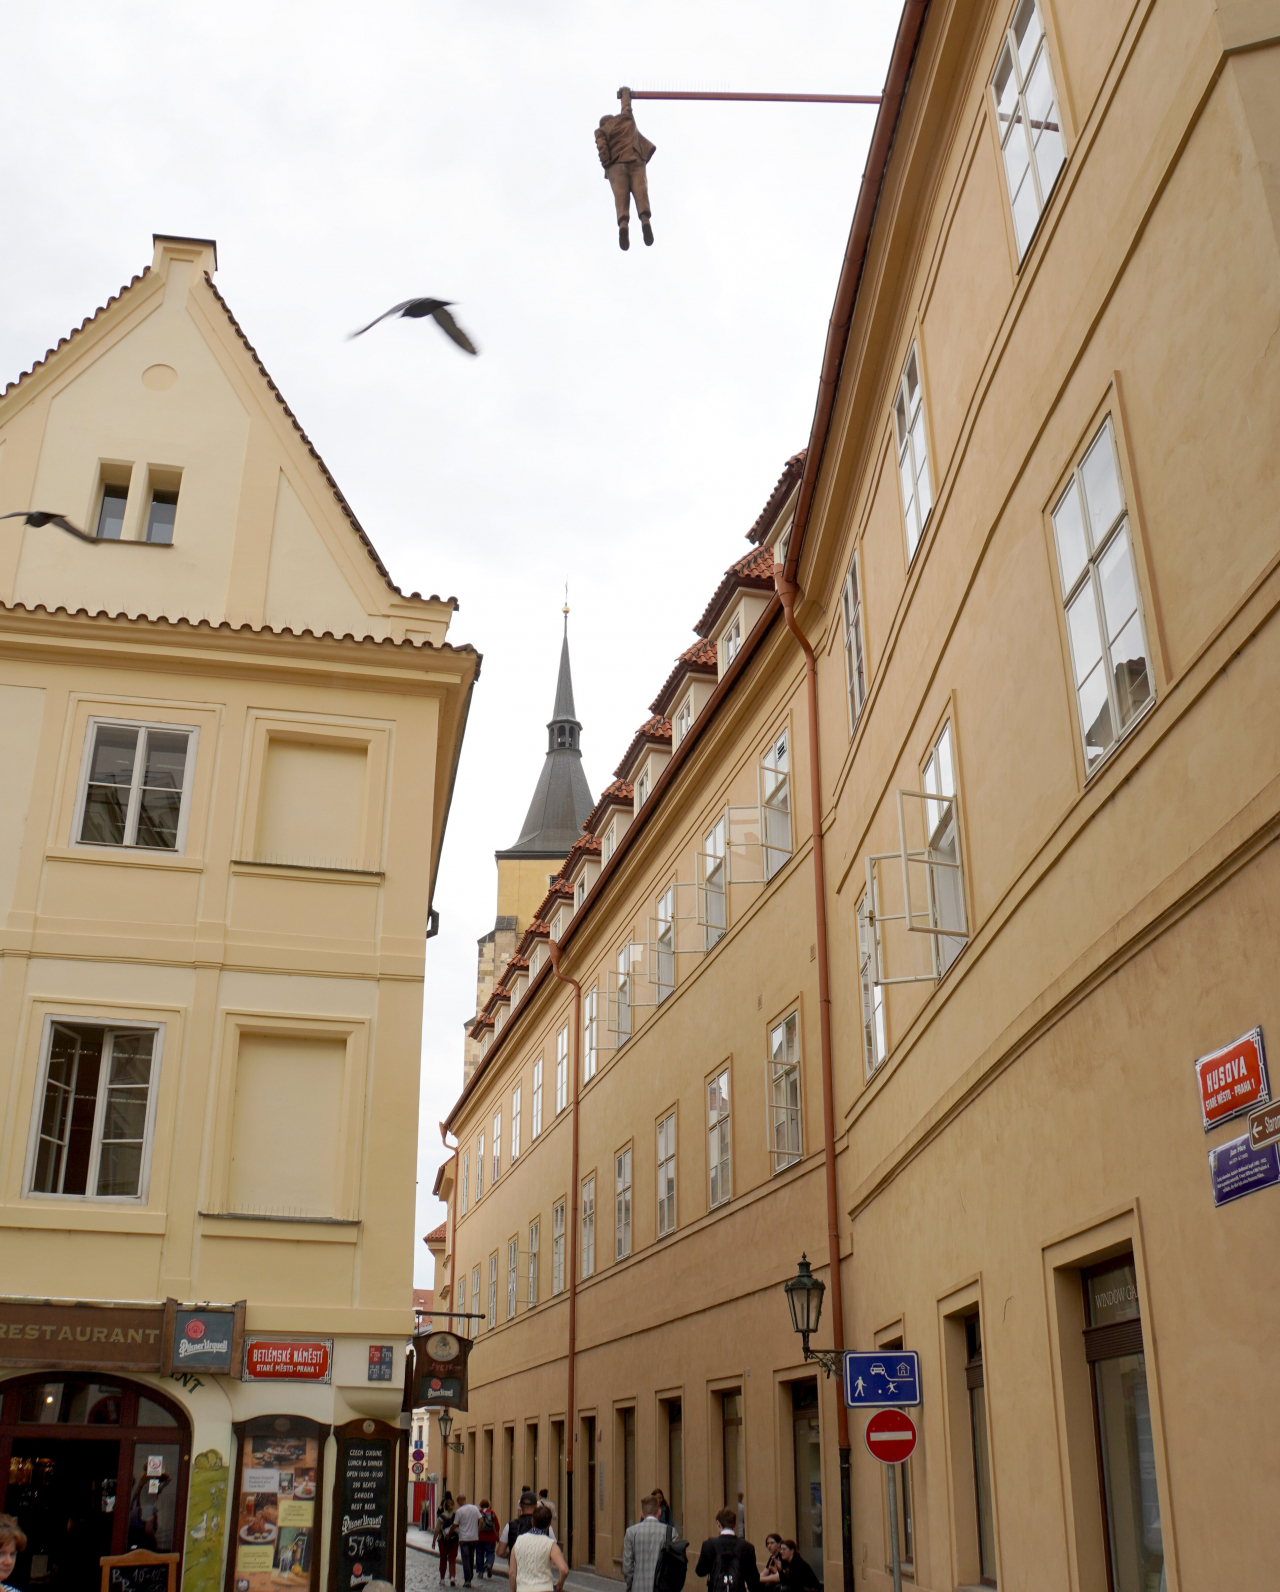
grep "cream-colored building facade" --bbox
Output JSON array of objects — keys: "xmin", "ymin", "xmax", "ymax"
[
  {"xmin": 429, "ymin": 4, "xmax": 1280, "ymax": 1591},
  {"xmin": 0, "ymin": 236, "xmax": 477, "ymax": 1592}
]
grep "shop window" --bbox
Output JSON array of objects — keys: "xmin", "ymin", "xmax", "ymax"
[
  {"xmin": 1083, "ymin": 1257, "xmax": 1165, "ymax": 1591},
  {"xmin": 991, "ymin": 0, "xmax": 1066, "ymax": 258},
  {"xmin": 769, "ymin": 1013, "xmax": 802, "ymax": 1172},
  {"xmin": 707, "ymin": 1068, "xmax": 731, "ymax": 1209},
  {"xmin": 77, "ymin": 721, "xmax": 195, "ymax": 852},
  {"xmin": 228, "ymin": 1033, "xmax": 343, "ymax": 1218},
  {"xmin": 761, "ymin": 729, "xmax": 792, "ymax": 880},
  {"xmin": 965, "ymin": 1316, "xmax": 998, "ymax": 1585},
  {"xmin": 29, "ymin": 1023, "xmax": 160, "ymax": 1202},
  {"xmin": 254, "ymin": 736, "xmax": 368, "ymax": 870}
]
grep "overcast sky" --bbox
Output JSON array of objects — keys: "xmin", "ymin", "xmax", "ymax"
[{"xmin": 3, "ymin": 1, "xmax": 900, "ymax": 1289}]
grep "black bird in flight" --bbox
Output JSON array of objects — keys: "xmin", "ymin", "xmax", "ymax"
[
  {"xmin": 1, "ymin": 510, "xmax": 96, "ymax": 543},
  {"xmin": 349, "ymin": 298, "xmax": 479, "ymax": 354}
]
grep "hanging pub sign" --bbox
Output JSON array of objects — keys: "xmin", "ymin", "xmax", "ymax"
[
  {"xmin": 328, "ymin": 1418, "xmax": 405, "ymax": 1592},
  {"xmin": 410, "ymin": 1330, "xmax": 470, "ymax": 1411},
  {"xmin": 226, "ymin": 1414, "xmax": 328, "ymax": 1592},
  {"xmin": 1195, "ymin": 1026, "xmax": 1269, "ymax": 1129},
  {"xmin": 242, "ymin": 1337, "xmax": 333, "ymax": 1383},
  {"xmin": 0, "ymin": 1298, "xmax": 164, "ymax": 1370},
  {"xmin": 163, "ymin": 1300, "xmax": 246, "ymax": 1376}
]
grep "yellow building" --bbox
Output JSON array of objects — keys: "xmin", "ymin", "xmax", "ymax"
[
  {"xmin": 0, "ymin": 235, "xmax": 477, "ymax": 1592},
  {"xmin": 429, "ymin": 5, "xmax": 1280, "ymax": 1591}
]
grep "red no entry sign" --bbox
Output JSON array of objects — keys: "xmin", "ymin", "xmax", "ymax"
[{"xmin": 864, "ymin": 1408, "xmax": 917, "ymax": 1463}]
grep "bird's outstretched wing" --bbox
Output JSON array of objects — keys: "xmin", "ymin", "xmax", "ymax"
[
  {"xmin": 348, "ymin": 299, "xmax": 421, "ymax": 339},
  {"xmin": 431, "ymin": 306, "xmax": 479, "ymax": 355},
  {"xmin": 1, "ymin": 510, "xmax": 95, "ymax": 541}
]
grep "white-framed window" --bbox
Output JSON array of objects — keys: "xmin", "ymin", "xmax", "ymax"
[
  {"xmin": 657, "ymin": 1112, "xmax": 676, "ymax": 1237},
  {"xmin": 703, "ymin": 816, "xmax": 727, "ymax": 948},
  {"xmin": 461, "ymin": 1150, "xmax": 470, "ymax": 1214},
  {"xmin": 675, "ymin": 698, "xmax": 692, "ymax": 745},
  {"xmin": 1052, "ymin": 418, "xmax": 1152, "ymax": 775},
  {"xmin": 511, "ymin": 1086, "xmax": 522, "ymax": 1161},
  {"xmin": 895, "ymin": 346, "xmax": 933, "ymax": 561},
  {"xmin": 529, "ymin": 942, "xmax": 545, "ymax": 977},
  {"xmin": 923, "ymin": 722, "xmax": 967, "ymax": 976},
  {"xmin": 636, "ymin": 768, "xmax": 650, "ymax": 807},
  {"xmin": 857, "ymin": 893, "xmax": 887, "ymax": 1076},
  {"xmin": 585, "ymin": 988, "xmax": 599, "ymax": 1078},
  {"xmin": 992, "ymin": 0, "xmax": 1066, "ymax": 258},
  {"xmin": 528, "ymin": 1218, "xmax": 540, "ymax": 1306},
  {"xmin": 552, "ymin": 1200, "xmax": 566, "ymax": 1294},
  {"xmin": 532, "ymin": 1059, "xmax": 544, "ymax": 1139},
  {"xmin": 842, "ymin": 550, "xmax": 868, "ymax": 731},
  {"xmin": 762, "ymin": 729, "xmax": 792, "ymax": 879},
  {"xmin": 615, "ymin": 1146, "xmax": 633, "ymax": 1260},
  {"xmin": 655, "ymin": 887, "xmax": 675, "ymax": 1001},
  {"xmin": 722, "ymin": 615, "xmax": 742, "ymax": 670},
  {"xmin": 769, "ymin": 1012, "xmax": 802, "ymax": 1171},
  {"xmin": 575, "ymin": 875, "xmax": 586, "ymax": 909},
  {"xmin": 507, "ymin": 1236, "xmax": 518, "ymax": 1320},
  {"xmin": 488, "ymin": 1253, "xmax": 498, "ymax": 1329},
  {"xmin": 707, "ymin": 1069, "xmax": 731, "ymax": 1209},
  {"xmin": 28, "ymin": 1021, "xmax": 162, "ymax": 1201},
  {"xmin": 550, "ymin": 907, "xmax": 565, "ymax": 940},
  {"xmin": 556, "ymin": 1025, "xmax": 569, "ymax": 1112},
  {"xmin": 602, "ymin": 822, "xmax": 616, "ymax": 864},
  {"xmin": 616, "ymin": 948, "xmax": 632, "ymax": 1042},
  {"xmin": 75, "ymin": 720, "xmax": 196, "ymax": 853},
  {"xmin": 492, "ymin": 1112, "xmax": 501, "ymax": 1184},
  {"xmin": 477, "ymin": 1132, "xmax": 484, "ymax": 1200},
  {"xmin": 582, "ymin": 1175, "xmax": 596, "ymax": 1278},
  {"xmin": 471, "ymin": 1265, "xmax": 481, "ymax": 1334}
]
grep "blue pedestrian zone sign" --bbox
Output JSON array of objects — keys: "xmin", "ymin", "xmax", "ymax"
[{"xmin": 843, "ymin": 1350, "xmax": 921, "ymax": 1407}]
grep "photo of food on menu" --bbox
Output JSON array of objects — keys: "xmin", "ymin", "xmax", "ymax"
[{"xmin": 233, "ymin": 1431, "xmax": 318, "ymax": 1588}]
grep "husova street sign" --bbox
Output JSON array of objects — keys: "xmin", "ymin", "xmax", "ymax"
[
  {"xmin": 1195, "ymin": 1027, "xmax": 1269, "ymax": 1129},
  {"xmin": 864, "ymin": 1409, "xmax": 918, "ymax": 1464}
]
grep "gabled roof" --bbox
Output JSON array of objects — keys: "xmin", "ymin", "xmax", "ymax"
[
  {"xmin": 423, "ymin": 1223, "xmax": 447, "ymax": 1245},
  {"xmin": 694, "ymin": 547, "xmax": 775, "ymax": 639},
  {"xmin": 614, "ymin": 716, "xmax": 672, "ymax": 781},
  {"xmin": 583, "ymin": 780, "xmax": 635, "ymax": 835},
  {"xmin": 746, "ymin": 451, "xmax": 806, "ymax": 544},
  {"xmin": 650, "ymin": 637, "xmax": 718, "ymax": 717},
  {"xmin": 3, "ymin": 268, "xmax": 152, "ymax": 399}
]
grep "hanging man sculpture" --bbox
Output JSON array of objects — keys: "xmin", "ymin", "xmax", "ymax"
[{"xmin": 595, "ymin": 87, "xmax": 655, "ymax": 250}]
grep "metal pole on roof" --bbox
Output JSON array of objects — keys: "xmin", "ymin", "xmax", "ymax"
[{"xmin": 622, "ymin": 89, "xmax": 882, "ymax": 104}]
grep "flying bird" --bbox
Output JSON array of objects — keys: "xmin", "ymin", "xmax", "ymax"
[
  {"xmin": 349, "ymin": 298, "xmax": 479, "ymax": 354},
  {"xmin": 1, "ymin": 510, "xmax": 96, "ymax": 543}
]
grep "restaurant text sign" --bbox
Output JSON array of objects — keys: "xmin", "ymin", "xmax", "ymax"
[
  {"xmin": 243, "ymin": 1338, "xmax": 333, "ymax": 1383},
  {"xmin": 0, "ymin": 1300, "xmax": 164, "ymax": 1368},
  {"xmin": 1195, "ymin": 1027, "xmax": 1269, "ymax": 1130}
]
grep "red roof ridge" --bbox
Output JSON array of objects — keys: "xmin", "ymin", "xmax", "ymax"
[
  {"xmin": 614, "ymin": 715, "xmax": 672, "ymax": 781},
  {"xmin": 694, "ymin": 546, "xmax": 775, "ymax": 639},
  {"xmin": 424, "ymin": 1222, "xmax": 448, "ymax": 1243},
  {"xmin": 650, "ymin": 636, "xmax": 719, "ymax": 716},
  {"xmin": 746, "ymin": 451, "xmax": 806, "ymax": 544}
]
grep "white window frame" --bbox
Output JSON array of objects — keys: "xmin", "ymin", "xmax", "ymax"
[
  {"xmin": 675, "ymin": 697, "xmax": 692, "ymax": 745},
  {"xmin": 471, "ymin": 1265, "xmax": 481, "ymax": 1334},
  {"xmin": 511, "ymin": 1086, "xmax": 522, "ymax": 1161},
  {"xmin": 575, "ymin": 876, "xmax": 586, "ymax": 909},
  {"xmin": 25, "ymin": 1018, "xmax": 165, "ymax": 1204},
  {"xmin": 707, "ymin": 1068, "xmax": 731, "ymax": 1210},
  {"xmin": 532, "ymin": 1059, "xmax": 544, "ymax": 1139},
  {"xmin": 556, "ymin": 1026, "xmax": 569, "ymax": 1112},
  {"xmin": 73, "ymin": 719, "xmax": 198, "ymax": 854},
  {"xmin": 615, "ymin": 948, "xmax": 632, "ymax": 1043},
  {"xmin": 769, "ymin": 1012, "xmax": 803, "ymax": 1172},
  {"xmin": 894, "ymin": 345, "xmax": 933, "ymax": 562},
  {"xmin": 761, "ymin": 729, "xmax": 792, "ymax": 880},
  {"xmin": 552, "ymin": 1200, "xmax": 566, "ymax": 1294},
  {"xmin": 922, "ymin": 722, "xmax": 967, "ymax": 977},
  {"xmin": 528, "ymin": 1218, "xmax": 540, "ymax": 1307},
  {"xmin": 488, "ymin": 1252, "xmax": 498, "ymax": 1329},
  {"xmin": 657, "ymin": 1112, "xmax": 676, "ymax": 1238},
  {"xmin": 701, "ymin": 816, "xmax": 727, "ymax": 948},
  {"xmin": 584, "ymin": 988, "xmax": 599, "ymax": 1079},
  {"xmin": 581, "ymin": 1175, "xmax": 596, "ymax": 1278},
  {"xmin": 1051, "ymin": 417, "xmax": 1154, "ymax": 776},
  {"xmin": 507, "ymin": 1235, "xmax": 518, "ymax": 1320},
  {"xmin": 655, "ymin": 887, "xmax": 675, "ymax": 1002},
  {"xmin": 461, "ymin": 1150, "xmax": 470, "ymax": 1214},
  {"xmin": 722, "ymin": 615, "xmax": 742, "ymax": 671},
  {"xmin": 492, "ymin": 1112, "xmax": 502, "ymax": 1184},
  {"xmin": 991, "ymin": 0, "xmax": 1067, "ymax": 259},
  {"xmin": 615, "ymin": 1146, "xmax": 633, "ymax": 1261},
  {"xmin": 636, "ymin": 767, "xmax": 650, "ymax": 808},
  {"xmin": 857, "ymin": 892, "xmax": 887, "ymax": 1077},
  {"xmin": 477, "ymin": 1133, "xmax": 484, "ymax": 1200},
  {"xmin": 842, "ymin": 549, "xmax": 868, "ymax": 732},
  {"xmin": 602, "ymin": 823, "xmax": 616, "ymax": 864}
]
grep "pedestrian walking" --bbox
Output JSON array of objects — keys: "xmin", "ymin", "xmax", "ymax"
[
  {"xmin": 695, "ymin": 1509, "xmax": 761, "ymax": 1592},
  {"xmin": 511, "ymin": 1505, "xmax": 568, "ymax": 1592},
  {"xmin": 623, "ymin": 1495, "xmax": 669, "ymax": 1592},
  {"xmin": 498, "ymin": 1490, "xmax": 552, "ymax": 1561},
  {"xmin": 434, "ymin": 1496, "xmax": 460, "ymax": 1586},
  {"xmin": 455, "ymin": 1495, "xmax": 482, "ymax": 1585},
  {"xmin": 478, "ymin": 1498, "xmax": 500, "ymax": 1579},
  {"xmin": 775, "ymin": 1542, "xmax": 819, "ymax": 1592},
  {"xmin": 0, "ymin": 1515, "xmax": 26, "ymax": 1592},
  {"xmin": 537, "ymin": 1488, "xmax": 557, "ymax": 1525}
]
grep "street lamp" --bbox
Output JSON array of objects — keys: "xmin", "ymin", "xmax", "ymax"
[
  {"xmin": 437, "ymin": 1409, "xmax": 463, "ymax": 1454},
  {"xmin": 785, "ymin": 1255, "xmax": 842, "ymax": 1377}
]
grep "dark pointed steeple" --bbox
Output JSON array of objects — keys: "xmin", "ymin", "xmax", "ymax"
[{"xmin": 499, "ymin": 608, "xmax": 595, "ymax": 858}]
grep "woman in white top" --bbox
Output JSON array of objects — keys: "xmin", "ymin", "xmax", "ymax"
[{"xmin": 511, "ymin": 1507, "xmax": 568, "ymax": 1592}]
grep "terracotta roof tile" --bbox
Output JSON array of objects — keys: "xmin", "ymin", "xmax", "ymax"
[
  {"xmin": 746, "ymin": 451, "xmax": 806, "ymax": 544},
  {"xmin": 614, "ymin": 716, "xmax": 672, "ymax": 781},
  {"xmin": 423, "ymin": 1224, "xmax": 447, "ymax": 1244},
  {"xmin": 2, "ymin": 269, "xmax": 152, "ymax": 397},
  {"xmin": 650, "ymin": 637, "xmax": 719, "ymax": 716},
  {"xmin": 583, "ymin": 780, "xmax": 634, "ymax": 835},
  {"xmin": 694, "ymin": 546, "xmax": 775, "ymax": 639}
]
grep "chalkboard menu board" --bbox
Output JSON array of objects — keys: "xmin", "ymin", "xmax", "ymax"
[
  {"xmin": 100, "ymin": 1548, "xmax": 179, "ymax": 1591},
  {"xmin": 329, "ymin": 1419, "xmax": 403, "ymax": 1591}
]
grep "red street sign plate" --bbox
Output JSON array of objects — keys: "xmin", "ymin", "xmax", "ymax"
[
  {"xmin": 864, "ymin": 1408, "xmax": 917, "ymax": 1464},
  {"xmin": 1195, "ymin": 1027, "xmax": 1269, "ymax": 1130}
]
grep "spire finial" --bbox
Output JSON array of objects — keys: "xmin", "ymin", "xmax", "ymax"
[{"xmin": 563, "ymin": 583, "xmax": 569, "ymax": 634}]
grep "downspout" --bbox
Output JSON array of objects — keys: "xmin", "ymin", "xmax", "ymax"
[
  {"xmin": 547, "ymin": 939, "xmax": 581, "ymax": 1569},
  {"xmin": 775, "ymin": 571, "xmax": 853, "ymax": 1592}
]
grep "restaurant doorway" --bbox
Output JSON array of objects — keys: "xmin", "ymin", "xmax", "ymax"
[{"xmin": 0, "ymin": 1374, "xmax": 190, "ymax": 1591}]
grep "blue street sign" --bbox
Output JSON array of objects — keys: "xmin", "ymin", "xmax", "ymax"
[{"xmin": 843, "ymin": 1350, "xmax": 921, "ymax": 1408}]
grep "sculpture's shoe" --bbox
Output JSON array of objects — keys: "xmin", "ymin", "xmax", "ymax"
[
  {"xmin": 619, "ymin": 223, "xmax": 630, "ymax": 251},
  {"xmin": 642, "ymin": 220, "xmax": 654, "ymax": 246}
]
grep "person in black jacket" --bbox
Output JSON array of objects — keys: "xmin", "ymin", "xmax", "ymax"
[
  {"xmin": 695, "ymin": 1509, "xmax": 761, "ymax": 1592},
  {"xmin": 776, "ymin": 1541, "xmax": 820, "ymax": 1592}
]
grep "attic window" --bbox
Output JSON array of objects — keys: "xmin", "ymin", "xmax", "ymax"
[
  {"xmin": 602, "ymin": 824, "xmax": 615, "ymax": 864},
  {"xmin": 575, "ymin": 876, "xmax": 586, "ymax": 909},
  {"xmin": 721, "ymin": 617, "xmax": 742, "ymax": 671},
  {"xmin": 96, "ymin": 483, "xmax": 129, "ymax": 541},
  {"xmin": 144, "ymin": 467, "xmax": 182, "ymax": 544},
  {"xmin": 675, "ymin": 699, "xmax": 692, "ymax": 746},
  {"xmin": 636, "ymin": 769, "xmax": 650, "ymax": 808}
]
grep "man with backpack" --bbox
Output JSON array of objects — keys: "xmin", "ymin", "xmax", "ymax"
[
  {"xmin": 623, "ymin": 1495, "xmax": 671, "ymax": 1592},
  {"xmin": 695, "ymin": 1509, "xmax": 761, "ymax": 1592},
  {"xmin": 477, "ymin": 1499, "xmax": 500, "ymax": 1579}
]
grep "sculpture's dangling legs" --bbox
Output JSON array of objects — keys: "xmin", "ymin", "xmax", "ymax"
[{"xmin": 606, "ymin": 162, "xmax": 654, "ymax": 250}]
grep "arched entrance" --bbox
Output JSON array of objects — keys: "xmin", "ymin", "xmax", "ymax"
[{"xmin": 0, "ymin": 1373, "xmax": 191, "ymax": 1589}]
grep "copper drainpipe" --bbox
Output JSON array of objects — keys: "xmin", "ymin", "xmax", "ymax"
[
  {"xmin": 548, "ymin": 939, "xmax": 581, "ymax": 1568},
  {"xmin": 776, "ymin": 571, "xmax": 853, "ymax": 1592}
]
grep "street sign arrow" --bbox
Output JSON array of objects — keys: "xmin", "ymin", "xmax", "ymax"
[{"xmin": 864, "ymin": 1408, "xmax": 917, "ymax": 1464}]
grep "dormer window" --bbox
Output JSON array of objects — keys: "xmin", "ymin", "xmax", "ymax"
[
  {"xmin": 675, "ymin": 699, "xmax": 692, "ymax": 746},
  {"xmin": 575, "ymin": 876, "xmax": 586, "ymax": 909},
  {"xmin": 602, "ymin": 823, "xmax": 615, "ymax": 864},
  {"xmin": 636, "ymin": 769, "xmax": 650, "ymax": 808},
  {"xmin": 721, "ymin": 617, "xmax": 742, "ymax": 671}
]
